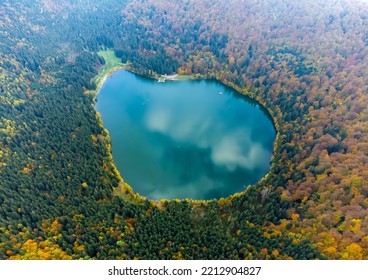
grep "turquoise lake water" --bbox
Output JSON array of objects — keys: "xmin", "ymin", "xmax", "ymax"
[{"xmin": 95, "ymin": 70, "xmax": 276, "ymax": 200}]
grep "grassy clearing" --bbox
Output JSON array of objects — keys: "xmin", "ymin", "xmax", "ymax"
[
  {"xmin": 92, "ymin": 50, "xmax": 126, "ymax": 93},
  {"xmin": 98, "ymin": 50, "xmax": 123, "ymax": 70}
]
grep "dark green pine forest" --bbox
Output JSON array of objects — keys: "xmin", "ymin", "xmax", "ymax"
[{"xmin": 0, "ymin": 0, "xmax": 367, "ymax": 259}]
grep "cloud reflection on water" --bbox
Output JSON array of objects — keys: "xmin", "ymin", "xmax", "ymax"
[{"xmin": 144, "ymin": 97, "xmax": 271, "ymax": 175}]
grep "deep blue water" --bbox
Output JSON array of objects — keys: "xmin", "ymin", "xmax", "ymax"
[{"xmin": 95, "ymin": 70, "xmax": 275, "ymax": 200}]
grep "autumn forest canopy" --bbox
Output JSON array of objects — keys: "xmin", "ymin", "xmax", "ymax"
[{"xmin": 0, "ymin": 0, "xmax": 367, "ymax": 260}]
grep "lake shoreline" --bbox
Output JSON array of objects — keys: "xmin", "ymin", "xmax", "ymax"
[{"xmin": 90, "ymin": 50, "xmax": 280, "ymax": 205}]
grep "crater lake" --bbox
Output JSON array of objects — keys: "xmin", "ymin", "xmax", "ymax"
[{"xmin": 95, "ymin": 70, "xmax": 276, "ymax": 200}]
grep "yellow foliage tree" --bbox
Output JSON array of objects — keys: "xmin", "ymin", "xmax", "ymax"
[{"xmin": 341, "ymin": 243, "xmax": 363, "ymax": 260}]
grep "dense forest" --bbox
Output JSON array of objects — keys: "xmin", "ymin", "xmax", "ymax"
[{"xmin": 0, "ymin": 0, "xmax": 367, "ymax": 259}]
